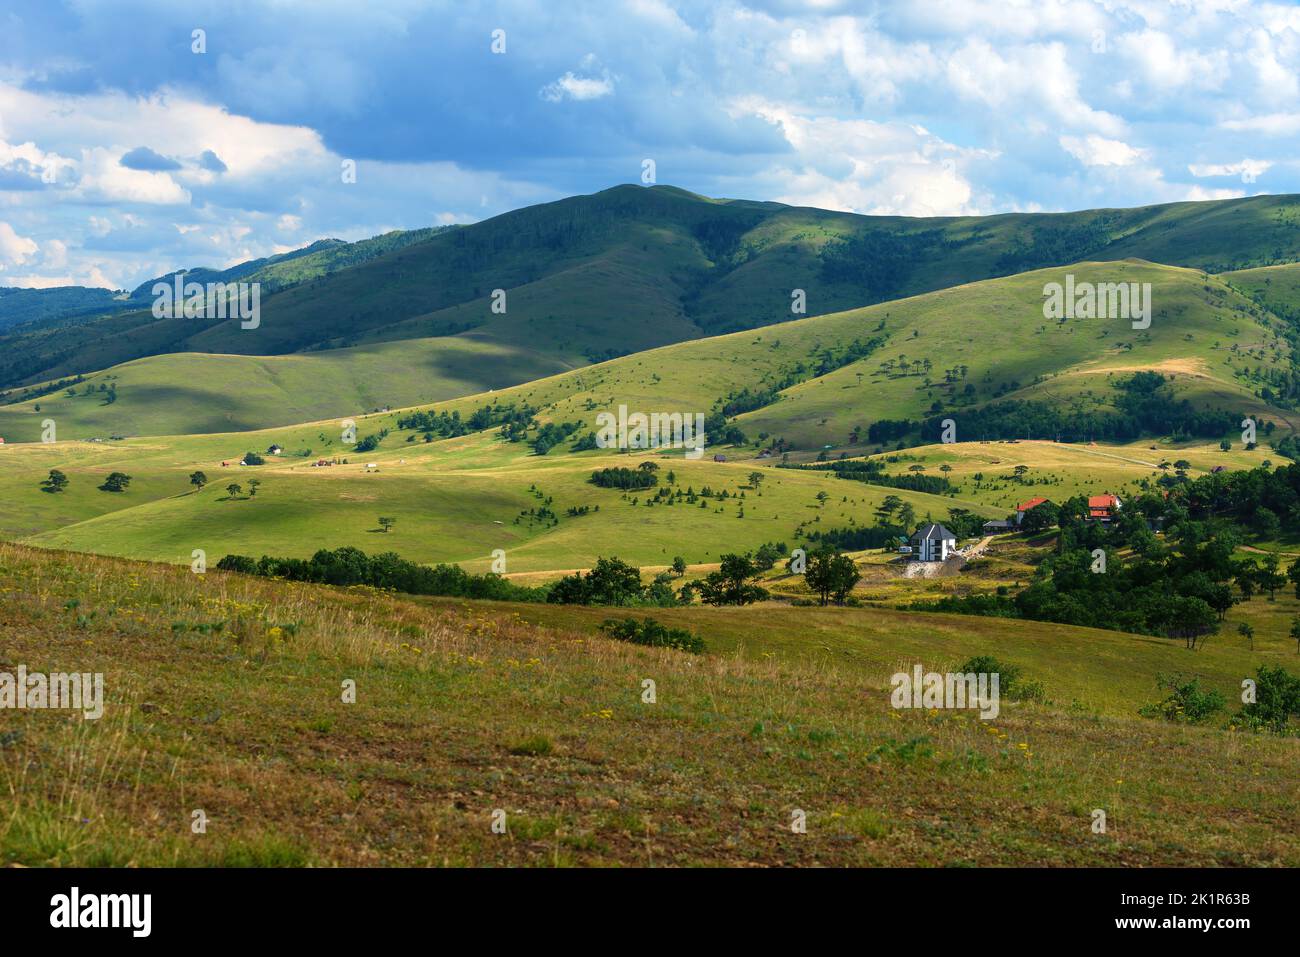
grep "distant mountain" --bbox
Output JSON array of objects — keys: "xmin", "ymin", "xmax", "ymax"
[
  {"xmin": 6, "ymin": 185, "xmax": 1300, "ymax": 394},
  {"xmin": 0, "ymin": 227, "xmax": 451, "ymax": 374},
  {"xmin": 0, "ymin": 286, "xmax": 129, "ymax": 332}
]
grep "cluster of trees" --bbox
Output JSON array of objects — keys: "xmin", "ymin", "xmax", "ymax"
[
  {"xmin": 528, "ymin": 420, "xmax": 583, "ymax": 455},
  {"xmin": 919, "ymin": 461, "xmax": 1300, "ymax": 642},
  {"xmin": 548, "ymin": 557, "xmax": 680, "ymax": 607},
  {"xmin": 919, "ymin": 373, "xmax": 1240, "ymax": 444},
  {"xmin": 216, "ymin": 547, "xmax": 546, "ymax": 602},
  {"xmin": 819, "ymin": 228, "xmax": 951, "ymax": 300},
  {"xmin": 589, "ymin": 463, "xmax": 659, "ymax": 489},
  {"xmin": 397, "ymin": 402, "xmax": 535, "ymax": 443},
  {"xmin": 788, "ymin": 458, "xmax": 953, "ymax": 495}
]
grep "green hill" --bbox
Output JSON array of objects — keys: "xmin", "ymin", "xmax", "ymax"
[{"xmin": 9, "ymin": 186, "xmax": 1300, "ymax": 400}]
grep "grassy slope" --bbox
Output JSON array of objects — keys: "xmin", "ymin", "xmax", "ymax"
[
  {"xmin": 9, "ymin": 186, "xmax": 1300, "ymax": 398},
  {"xmin": 10, "ymin": 432, "xmax": 991, "ymax": 570},
  {"xmin": 1, "ymin": 543, "xmax": 1294, "ymax": 867},
  {"xmin": 0, "ymin": 337, "xmax": 571, "ymax": 442}
]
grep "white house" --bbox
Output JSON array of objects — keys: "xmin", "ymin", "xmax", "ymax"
[{"xmin": 912, "ymin": 523, "xmax": 957, "ymax": 562}]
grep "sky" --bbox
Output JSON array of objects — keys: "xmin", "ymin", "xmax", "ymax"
[{"xmin": 2, "ymin": 0, "xmax": 1299, "ymax": 291}]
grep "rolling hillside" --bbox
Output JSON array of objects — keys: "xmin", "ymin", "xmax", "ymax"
[
  {"xmin": 3, "ymin": 541, "xmax": 1295, "ymax": 866},
  {"xmin": 4, "ymin": 256, "xmax": 1295, "ymax": 444},
  {"xmin": 8, "ymin": 185, "xmax": 1300, "ymax": 402}
]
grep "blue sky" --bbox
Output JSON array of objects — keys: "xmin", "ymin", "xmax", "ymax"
[{"xmin": 2, "ymin": 0, "xmax": 1299, "ymax": 290}]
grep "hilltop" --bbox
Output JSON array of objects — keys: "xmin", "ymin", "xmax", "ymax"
[{"xmin": 6, "ymin": 185, "xmax": 1300, "ymax": 408}]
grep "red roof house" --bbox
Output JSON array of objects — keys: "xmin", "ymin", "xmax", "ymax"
[
  {"xmin": 1088, "ymin": 493, "xmax": 1122, "ymax": 523},
  {"xmin": 1014, "ymin": 496, "xmax": 1051, "ymax": 525}
]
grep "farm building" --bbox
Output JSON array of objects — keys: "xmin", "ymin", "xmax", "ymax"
[
  {"xmin": 983, "ymin": 519, "xmax": 1015, "ymax": 533},
  {"xmin": 1015, "ymin": 496, "xmax": 1052, "ymax": 525},
  {"xmin": 1087, "ymin": 493, "xmax": 1122, "ymax": 524},
  {"xmin": 911, "ymin": 523, "xmax": 958, "ymax": 562}
]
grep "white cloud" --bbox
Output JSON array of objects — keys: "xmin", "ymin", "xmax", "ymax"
[
  {"xmin": 1059, "ymin": 134, "xmax": 1151, "ymax": 167},
  {"xmin": 1188, "ymin": 159, "xmax": 1271, "ymax": 181},
  {"xmin": 1222, "ymin": 112, "xmax": 1300, "ymax": 135},
  {"xmin": 732, "ymin": 97, "xmax": 991, "ymax": 216},
  {"xmin": 0, "ymin": 221, "xmax": 38, "ymax": 268},
  {"xmin": 540, "ymin": 70, "xmax": 615, "ymax": 103}
]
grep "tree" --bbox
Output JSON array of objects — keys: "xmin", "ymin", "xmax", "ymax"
[
  {"xmin": 1236, "ymin": 564, "xmax": 1257, "ymax": 600},
  {"xmin": 99, "ymin": 472, "xmax": 131, "ymax": 492},
  {"xmin": 671, "ymin": 556, "xmax": 687, "ymax": 577},
  {"xmin": 247, "ymin": 478, "xmax": 262, "ymax": 498},
  {"xmin": 1238, "ymin": 622, "xmax": 1255, "ymax": 650},
  {"xmin": 805, "ymin": 548, "xmax": 861, "ymax": 605},
  {"xmin": 698, "ymin": 554, "xmax": 768, "ymax": 605},
  {"xmin": 1020, "ymin": 501, "xmax": 1060, "ymax": 533},
  {"xmin": 242, "ymin": 451, "xmax": 265, "ymax": 466},
  {"xmin": 815, "ymin": 490, "xmax": 829, "ymax": 508},
  {"xmin": 226, "ymin": 483, "xmax": 242, "ymax": 499},
  {"xmin": 748, "ymin": 471, "xmax": 764, "ymax": 490},
  {"xmin": 1291, "ymin": 617, "xmax": 1300, "ymax": 654},
  {"xmin": 378, "ymin": 516, "xmax": 395, "ymax": 533},
  {"xmin": 897, "ymin": 502, "xmax": 916, "ymax": 530},
  {"xmin": 874, "ymin": 495, "xmax": 903, "ymax": 526},
  {"xmin": 548, "ymin": 557, "xmax": 645, "ymax": 606},
  {"xmin": 190, "ymin": 471, "xmax": 208, "ymax": 490},
  {"xmin": 1288, "ymin": 557, "xmax": 1300, "ymax": 600},
  {"xmin": 42, "ymin": 469, "xmax": 69, "ymax": 493},
  {"xmin": 1257, "ymin": 554, "xmax": 1286, "ymax": 601}
]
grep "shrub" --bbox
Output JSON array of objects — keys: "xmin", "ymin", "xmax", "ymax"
[
  {"xmin": 1139, "ymin": 674, "xmax": 1226, "ymax": 724},
  {"xmin": 1235, "ymin": 665, "xmax": 1300, "ymax": 734},
  {"xmin": 598, "ymin": 617, "xmax": 704, "ymax": 653},
  {"xmin": 955, "ymin": 655, "xmax": 1044, "ymax": 702}
]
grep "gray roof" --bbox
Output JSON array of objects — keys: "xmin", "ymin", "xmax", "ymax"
[{"xmin": 912, "ymin": 523, "xmax": 956, "ymax": 542}]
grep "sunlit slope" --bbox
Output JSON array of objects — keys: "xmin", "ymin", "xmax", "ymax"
[
  {"xmin": 4, "ymin": 257, "xmax": 1291, "ymax": 457},
  {"xmin": 20, "ymin": 434, "xmax": 993, "ymax": 570},
  {"xmin": 0, "ymin": 336, "xmax": 571, "ymax": 442},
  {"xmin": 9, "ymin": 186, "xmax": 1300, "ymax": 393},
  {"xmin": 735, "ymin": 260, "xmax": 1294, "ymax": 449}
]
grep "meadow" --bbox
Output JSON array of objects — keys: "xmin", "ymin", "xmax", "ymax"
[{"xmin": 1, "ymin": 543, "xmax": 1295, "ymax": 867}]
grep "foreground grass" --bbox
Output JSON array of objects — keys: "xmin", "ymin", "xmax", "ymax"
[{"xmin": 0, "ymin": 543, "xmax": 1295, "ymax": 867}]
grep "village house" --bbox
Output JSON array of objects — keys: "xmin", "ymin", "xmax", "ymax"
[
  {"xmin": 912, "ymin": 523, "xmax": 958, "ymax": 562},
  {"xmin": 982, "ymin": 518, "xmax": 1015, "ymax": 534},
  {"xmin": 1087, "ymin": 493, "xmax": 1122, "ymax": 524},
  {"xmin": 1015, "ymin": 496, "xmax": 1051, "ymax": 525}
]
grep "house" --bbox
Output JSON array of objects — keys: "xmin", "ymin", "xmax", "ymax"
[
  {"xmin": 1015, "ymin": 496, "xmax": 1051, "ymax": 525},
  {"xmin": 983, "ymin": 519, "xmax": 1015, "ymax": 533},
  {"xmin": 713, "ymin": 454, "xmax": 727, "ymax": 462},
  {"xmin": 267, "ymin": 444, "xmax": 283, "ymax": 455},
  {"xmin": 912, "ymin": 523, "xmax": 958, "ymax": 562},
  {"xmin": 1087, "ymin": 493, "xmax": 1122, "ymax": 524}
]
